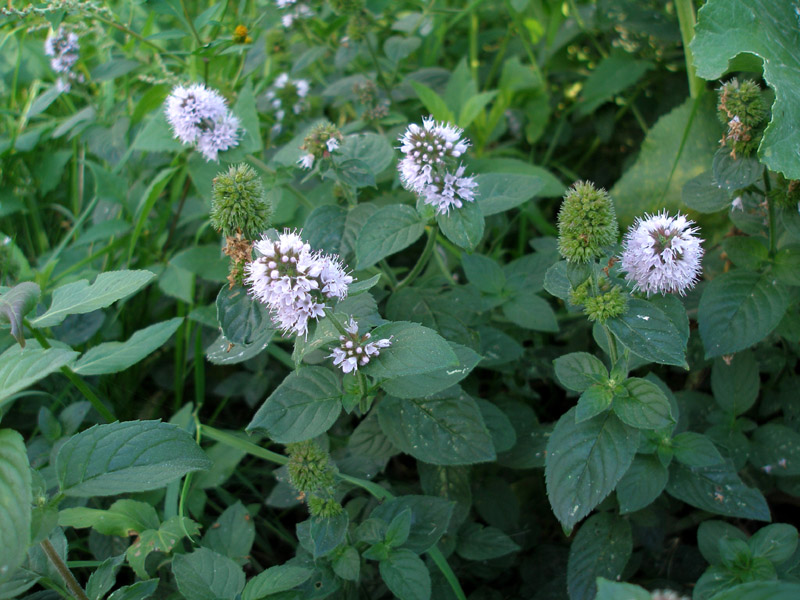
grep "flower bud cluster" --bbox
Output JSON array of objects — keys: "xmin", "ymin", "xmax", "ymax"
[
  {"xmin": 165, "ymin": 83, "xmax": 240, "ymax": 162},
  {"xmin": 717, "ymin": 79, "xmax": 768, "ymax": 158},
  {"xmin": 557, "ymin": 181, "xmax": 619, "ymax": 264},
  {"xmin": 297, "ymin": 122, "xmax": 343, "ymax": 170},
  {"xmin": 244, "ymin": 230, "xmax": 353, "ymax": 337},
  {"xmin": 266, "ymin": 73, "xmax": 310, "ymax": 135},
  {"xmin": 44, "ymin": 27, "xmax": 83, "ymax": 91},
  {"xmin": 286, "ymin": 440, "xmax": 343, "ymax": 517},
  {"xmin": 329, "ymin": 318, "xmax": 392, "ymax": 374},
  {"xmin": 398, "ymin": 117, "xmax": 478, "ymax": 215},
  {"xmin": 569, "ymin": 276, "xmax": 628, "ymax": 323},
  {"xmin": 211, "ymin": 163, "xmax": 271, "ymax": 239}
]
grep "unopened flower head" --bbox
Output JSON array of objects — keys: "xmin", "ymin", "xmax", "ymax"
[
  {"xmin": 717, "ymin": 79, "xmax": 767, "ymax": 158},
  {"xmin": 557, "ymin": 181, "xmax": 619, "ymax": 263},
  {"xmin": 398, "ymin": 116, "xmax": 470, "ymax": 193},
  {"xmin": 165, "ymin": 83, "xmax": 240, "ymax": 161},
  {"xmin": 619, "ymin": 211, "xmax": 704, "ymax": 296},
  {"xmin": 211, "ymin": 163, "xmax": 271, "ymax": 238},
  {"xmin": 244, "ymin": 230, "xmax": 353, "ymax": 337},
  {"xmin": 44, "ymin": 27, "xmax": 83, "ymax": 91},
  {"xmin": 286, "ymin": 440, "xmax": 336, "ymax": 494},
  {"xmin": 421, "ymin": 164, "xmax": 478, "ymax": 215},
  {"xmin": 329, "ymin": 318, "xmax": 392, "ymax": 374},
  {"xmin": 569, "ymin": 277, "xmax": 628, "ymax": 323},
  {"xmin": 266, "ymin": 73, "xmax": 310, "ymax": 134},
  {"xmin": 298, "ymin": 122, "xmax": 344, "ymax": 169}
]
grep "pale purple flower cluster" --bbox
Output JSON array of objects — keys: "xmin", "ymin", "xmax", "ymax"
[
  {"xmin": 398, "ymin": 117, "xmax": 478, "ymax": 215},
  {"xmin": 165, "ymin": 83, "xmax": 240, "ymax": 161},
  {"xmin": 44, "ymin": 28, "xmax": 83, "ymax": 91},
  {"xmin": 619, "ymin": 211, "xmax": 704, "ymax": 296},
  {"xmin": 275, "ymin": 0, "xmax": 313, "ymax": 27},
  {"xmin": 329, "ymin": 318, "xmax": 392, "ymax": 374},
  {"xmin": 266, "ymin": 73, "xmax": 310, "ymax": 135},
  {"xmin": 245, "ymin": 230, "xmax": 353, "ymax": 337}
]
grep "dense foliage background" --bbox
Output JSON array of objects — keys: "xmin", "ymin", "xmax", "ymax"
[{"xmin": 2, "ymin": 1, "xmax": 800, "ymax": 599}]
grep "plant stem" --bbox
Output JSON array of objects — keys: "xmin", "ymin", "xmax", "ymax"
[
  {"xmin": 675, "ymin": 0, "xmax": 703, "ymax": 99},
  {"xmin": 41, "ymin": 539, "xmax": 90, "ymax": 600},
  {"xmin": 323, "ymin": 307, "xmax": 349, "ymax": 336},
  {"xmin": 764, "ymin": 167, "xmax": 776, "ymax": 256},
  {"xmin": 602, "ymin": 324, "xmax": 618, "ymax": 365},
  {"xmin": 396, "ymin": 227, "xmax": 437, "ymax": 291}
]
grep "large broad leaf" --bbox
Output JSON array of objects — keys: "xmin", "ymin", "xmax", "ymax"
[
  {"xmin": 698, "ymin": 270, "xmax": 790, "ymax": 358},
  {"xmin": 72, "ymin": 318, "xmax": 183, "ymax": 376},
  {"xmin": 708, "ymin": 581, "xmax": 800, "ymax": 600},
  {"xmin": 473, "ymin": 173, "xmax": 544, "ymax": 216},
  {"xmin": 30, "ymin": 271, "xmax": 155, "ymax": 328},
  {"xmin": 611, "ymin": 95, "xmax": 719, "ymax": 227},
  {"xmin": 242, "ymin": 565, "xmax": 313, "ymax": 600},
  {"xmin": 355, "ymin": 205, "xmax": 426, "ymax": 269},
  {"xmin": 0, "ymin": 346, "xmax": 79, "ymax": 406},
  {"xmin": 607, "ymin": 299, "xmax": 688, "ymax": 368},
  {"xmin": 361, "ymin": 321, "xmax": 458, "ymax": 381},
  {"xmin": 246, "ymin": 367, "xmax": 341, "ymax": 443},
  {"xmin": 436, "ymin": 201, "xmax": 484, "ymax": 251},
  {"xmin": 545, "ymin": 408, "xmax": 639, "ymax": 531},
  {"xmin": 172, "ymin": 548, "xmax": 245, "ymax": 600},
  {"xmin": 0, "ymin": 282, "xmax": 40, "ymax": 347},
  {"xmin": 377, "ymin": 388, "xmax": 495, "ymax": 466},
  {"xmin": 56, "ymin": 420, "xmax": 211, "ymax": 496},
  {"xmin": 567, "ymin": 513, "xmax": 632, "ymax": 600},
  {"xmin": 692, "ymin": 0, "xmax": 800, "ymax": 179},
  {"xmin": 0, "ymin": 429, "xmax": 31, "ymax": 584},
  {"xmin": 666, "ymin": 462, "xmax": 770, "ymax": 521},
  {"xmin": 380, "ymin": 342, "xmax": 481, "ymax": 399},
  {"xmin": 379, "ymin": 549, "xmax": 431, "ymax": 600}
]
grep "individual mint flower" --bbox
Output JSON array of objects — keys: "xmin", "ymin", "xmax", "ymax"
[
  {"xmin": 329, "ymin": 318, "xmax": 392, "ymax": 374},
  {"xmin": 421, "ymin": 164, "xmax": 478, "ymax": 215},
  {"xmin": 266, "ymin": 73, "xmax": 310, "ymax": 135},
  {"xmin": 244, "ymin": 230, "xmax": 353, "ymax": 337},
  {"xmin": 557, "ymin": 181, "xmax": 619, "ymax": 263},
  {"xmin": 717, "ymin": 79, "xmax": 768, "ymax": 158},
  {"xmin": 619, "ymin": 211, "xmax": 704, "ymax": 296},
  {"xmin": 210, "ymin": 163, "xmax": 271, "ymax": 239},
  {"xmin": 297, "ymin": 122, "xmax": 344, "ymax": 170},
  {"xmin": 164, "ymin": 83, "xmax": 240, "ymax": 161},
  {"xmin": 398, "ymin": 116, "xmax": 469, "ymax": 193},
  {"xmin": 44, "ymin": 27, "xmax": 83, "ymax": 91}
]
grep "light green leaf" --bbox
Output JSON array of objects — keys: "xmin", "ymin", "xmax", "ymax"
[
  {"xmin": 30, "ymin": 270, "xmax": 156, "ymax": 328},
  {"xmin": 596, "ymin": 579, "xmax": 651, "ymax": 600},
  {"xmin": 458, "ymin": 91, "xmax": 497, "ymax": 128},
  {"xmin": 613, "ymin": 378, "xmax": 675, "ymax": 430},
  {"xmin": 131, "ymin": 110, "xmax": 184, "ymax": 153},
  {"xmin": 554, "ymin": 352, "xmax": 608, "ymax": 392},
  {"xmin": 436, "ymin": 201, "xmax": 484, "ymax": 251},
  {"xmin": 56, "ymin": 420, "xmax": 211, "ymax": 496},
  {"xmin": 0, "ymin": 429, "xmax": 31, "ymax": 584},
  {"xmin": 698, "ymin": 270, "xmax": 790, "ymax": 358},
  {"xmin": 409, "ymin": 81, "xmax": 455, "ymax": 123},
  {"xmin": 246, "ymin": 367, "xmax": 342, "ymax": 443},
  {"xmin": 58, "ymin": 499, "xmax": 159, "ymax": 537},
  {"xmin": 473, "ymin": 173, "xmax": 543, "ymax": 216},
  {"xmin": 170, "ymin": 245, "xmax": 228, "ymax": 283},
  {"xmin": 72, "ymin": 318, "xmax": 182, "ymax": 376},
  {"xmin": 362, "ymin": 321, "xmax": 458, "ymax": 381},
  {"xmin": 707, "ymin": 581, "xmax": 800, "ymax": 600},
  {"xmin": 0, "ymin": 346, "xmax": 78, "ymax": 406},
  {"xmin": 567, "ymin": 513, "xmax": 632, "ymax": 600},
  {"xmin": 545, "ymin": 408, "xmax": 638, "ymax": 531},
  {"xmin": 126, "ymin": 516, "xmax": 200, "ymax": 580},
  {"xmin": 355, "ymin": 205, "xmax": 426, "ymax": 269},
  {"xmin": 173, "ymin": 548, "xmax": 245, "ymax": 600},
  {"xmin": 106, "ymin": 580, "xmax": 158, "ymax": 600},
  {"xmin": 242, "ymin": 564, "xmax": 313, "ymax": 600},
  {"xmin": 339, "ymin": 132, "xmax": 395, "ymax": 175},
  {"xmin": 380, "ymin": 549, "xmax": 431, "ymax": 600},
  {"xmin": 128, "ymin": 168, "xmax": 177, "ymax": 262},
  {"xmin": 0, "ymin": 282, "xmax": 40, "ymax": 347},
  {"xmin": 692, "ymin": 0, "xmax": 800, "ymax": 179}
]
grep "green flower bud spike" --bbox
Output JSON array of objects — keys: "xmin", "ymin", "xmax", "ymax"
[
  {"xmin": 557, "ymin": 181, "xmax": 619, "ymax": 263},
  {"xmin": 568, "ymin": 274, "xmax": 628, "ymax": 324},
  {"xmin": 210, "ymin": 163, "xmax": 271, "ymax": 239},
  {"xmin": 287, "ymin": 440, "xmax": 337, "ymax": 496},
  {"xmin": 717, "ymin": 79, "xmax": 768, "ymax": 159}
]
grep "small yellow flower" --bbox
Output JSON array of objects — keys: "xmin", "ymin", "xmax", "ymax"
[{"xmin": 233, "ymin": 25, "xmax": 251, "ymax": 44}]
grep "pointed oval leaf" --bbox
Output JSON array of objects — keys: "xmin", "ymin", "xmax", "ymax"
[
  {"xmin": 0, "ymin": 346, "xmax": 79, "ymax": 406},
  {"xmin": 607, "ymin": 299, "xmax": 688, "ymax": 368},
  {"xmin": 0, "ymin": 429, "xmax": 31, "ymax": 583},
  {"xmin": 355, "ymin": 205, "xmax": 425, "ymax": 269},
  {"xmin": 173, "ymin": 548, "xmax": 245, "ymax": 600},
  {"xmin": 567, "ymin": 513, "xmax": 632, "ymax": 600},
  {"xmin": 0, "ymin": 282, "xmax": 40, "ymax": 347},
  {"xmin": 379, "ymin": 549, "xmax": 431, "ymax": 600}
]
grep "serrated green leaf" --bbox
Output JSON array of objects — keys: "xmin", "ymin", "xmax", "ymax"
[
  {"xmin": 576, "ymin": 384, "xmax": 614, "ymax": 423},
  {"xmin": 216, "ymin": 285, "xmax": 270, "ymax": 346},
  {"xmin": 554, "ymin": 352, "xmax": 608, "ymax": 392},
  {"xmin": 616, "ymin": 454, "xmax": 668, "ymax": 514},
  {"xmin": 242, "ymin": 564, "xmax": 313, "ymax": 600},
  {"xmin": 473, "ymin": 173, "xmax": 543, "ymax": 216},
  {"xmin": 613, "ymin": 378, "xmax": 675, "ymax": 430},
  {"xmin": 0, "ymin": 429, "xmax": 31, "ymax": 584},
  {"xmin": 173, "ymin": 547, "xmax": 245, "ymax": 600},
  {"xmin": 673, "ymin": 432, "xmax": 725, "ymax": 467},
  {"xmin": 567, "ymin": 513, "xmax": 632, "ymax": 600},
  {"xmin": 749, "ymin": 524, "xmax": 798, "ymax": 565},
  {"xmin": 682, "ymin": 170, "xmax": 732, "ymax": 213},
  {"xmin": 437, "ymin": 200, "xmax": 484, "ymax": 251},
  {"xmin": 0, "ymin": 346, "xmax": 78, "ymax": 406},
  {"xmin": 309, "ymin": 512, "xmax": 349, "ymax": 558},
  {"xmin": 30, "ymin": 271, "xmax": 155, "ymax": 328},
  {"xmin": 86, "ymin": 555, "xmax": 124, "ymax": 600},
  {"xmin": 712, "ymin": 149, "xmax": 762, "ymax": 191},
  {"xmin": 202, "ymin": 501, "xmax": 254, "ymax": 563},
  {"xmin": 0, "ymin": 282, "xmax": 40, "ymax": 347},
  {"xmin": 607, "ymin": 298, "xmax": 688, "ymax": 367},
  {"xmin": 708, "ymin": 581, "xmax": 800, "ymax": 600},
  {"xmin": 409, "ymin": 81, "xmax": 455, "ymax": 123},
  {"xmin": 58, "ymin": 499, "xmax": 159, "ymax": 537},
  {"xmin": 56, "ymin": 420, "xmax": 211, "ymax": 496},
  {"xmin": 380, "ymin": 342, "xmax": 481, "ymax": 399},
  {"xmin": 380, "ymin": 549, "xmax": 431, "ymax": 600},
  {"xmin": 371, "ymin": 495, "xmax": 454, "ymax": 554},
  {"xmin": 355, "ymin": 205, "xmax": 426, "ymax": 269},
  {"xmin": 362, "ymin": 321, "xmax": 458, "ymax": 381}
]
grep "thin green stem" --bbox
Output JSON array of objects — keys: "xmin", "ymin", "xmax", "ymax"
[
  {"xmin": 179, "ymin": 0, "xmax": 204, "ymax": 46},
  {"xmin": 41, "ymin": 539, "xmax": 90, "ymax": 600},
  {"xmin": 602, "ymin": 324, "xmax": 619, "ymax": 365},
  {"xmin": 323, "ymin": 307, "xmax": 349, "ymax": 336},
  {"xmin": 675, "ymin": 0, "xmax": 703, "ymax": 98},
  {"xmin": 396, "ymin": 227, "xmax": 437, "ymax": 291},
  {"xmin": 764, "ymin": 168, "xmax": 776, "ymax": 256},
  {"xmin": 379, "ymin": 260, "xmax": 399, "ymax": 288}
]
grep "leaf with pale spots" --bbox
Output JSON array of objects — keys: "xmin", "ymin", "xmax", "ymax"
[{"xmin": 126, "ymin": 516, "xmax": 200, "ymax": 579}]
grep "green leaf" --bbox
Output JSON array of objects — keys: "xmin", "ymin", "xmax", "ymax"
[
  {"xmin": 707, "ymin": 582, "xmax": 800, "ymax": 600},
  {"xmin": 461, "ymin": 253, "xmax": 505, "ymax": 294},
  {"xmin": 0, "ymin": 346, "xmax": 78, "ymax": 406},
  {"xmin": 554, "ymin": 352, "xmax": 608, "ymax": 392},
  {"xmin": 616, "ymin": 454, "xmax": 669, "ymax": 514},
  {"xmin": 86, "ymin": 555, "xmax": 124, "ymax": 600},
  {"xmin": 473, "ymin": 173, "xmax": 544, "ymax": 216},
  {"xmin": 58, "ymin": 499, "xmax": 159, "ymax": 536},
  {"xmin": 409, "ymin": 80, "xmax": 455, "ymax": 123},
  {"xmin": 355, "ymin": 205, "xmax": 426, "ymax": 269},
  {"xmin": 772, "ymin": 245, "xmax": 800, "ymax": 286},
  {"xmin": 666, "ymin": 462, "xmax": 770, "ymax": 521},
  {"xmin": 242, "ymin": 564, "xmax": 313, "ymax": 600},
  {"xmin": 216, "ymin": 286, "xmax": 271, "ymax": 345},
  {"xmin": 380, "ymin": 342, "xmax": 481, "ymax": 399},
  {"xmin": 72, "ymin": 317, "xmax": 183, "ymax": 376},
  {"xmin": 128, "ymin": 168, "xmax": 177, "ymax": 262},
  {"xmin": 502, "ymin": 289, "xmax": 558, "ymax": 332},
  {"xmin": 170, "ymin": 245, "xmax": 228, "ymax": 283},
  {"xmin": 576, "ymin": 384, "xmax": 614, "ymax": 423},
  {"xmin": 309, "ymin": 512, "xmax": 349, "ymax": 558},
  {"xmin": 750, "ymin": 424, "xmax": 800, "ymax": 476},
  {"xmin": 0, "ymin": 282, "xmax": 40, "ymax": 347},
  {"xmin": 332, "ymin": 546, "xmax": 361, "ymax": 581},
  {"xmin": 567, "ymin": 513, "xmax": 632, "ymax": 600},
  {"xmin": 56, "ymin": 420, "xmax": 211, "ymax": 496},
  {"xmin": 711, "ymin": 351, "xmax": 759, "ymax": 415},
  {"xmin": 30, "ymin": 270, "xmax": 156, "ymax": 328},
  {"xmin": 749, "ymin": 524, "xmax": 798, "ymax": 565},
  {"xmin": 384, "ymin": 35, "xmax": 422, "ymax": 63},
  {"xmin": 231, "ymin": 80, "xmax": 262, "ymax": 154},
  {"xmin": 545, "ymin": 408, "xmax": 638, "ymax": 531},
  {"xmin": 380, "ymin": 549, "xmax": 432, "ymax": 600},
  {"xmin": 205, "ymin": 328, "xmax": 274, "ymax": 366},
  {"xmin": 106, "ymin": 580, "xmax": 158, "ymax": 600},
  {"xmin": 698, "ymin": 520, "xmax": 749, "ymax": 565},
  {"xmin": 692, "ymin": 0, "xmax": 800, "ymax": 180},
  {"xmin": 712, "ymin": 150, "xmax": 762, "ymax": 191},
  {"xmin": 595, "ymin": 579, "xmax": 651, "ymax": 600},
  {"xmin": 332, "ymin": 158, "xmax": 376, "ymax": 189},
  {"xmin": 0, "ymin": 429, "xmax": 31, "ymax": 584},
  {"xmin": 131, "ymin": 110, "xmax": 184, "ymax": 153},
  {"xmin": 611, "ymin": 95, "xmax": 719, "ymax": 227},
  {"xmin": 576, "ymin": 51, "xmax": 652, "ymax": 117},
  {"xmin": 385, "ymin": 509, "xmax": 412, "ymax": 548},
  {"xmin": 683, "ymin": 170, "xmax": 732, "ymax": 213},
  {"xmin": 362, "ymin": 321, "xmax": 458, "ymax": 381},
  {"xmin": 371, "ymin": 495, "xmax": 454, "ymax": 554},
  {"xmin": 456, "ymin": 523, "xmax": 520, "ymax": 561},
  {"xmin": 672, "ymin": 432, "xmax": 725, "ymax": 467},
  {"xmin": 698, "ymin": 270, "xmax": 790, "ymax": 358},
  {"xmin": 339, "ymin": 132, "xmax": 395, "ymax": 176},
  {"xmin": 613, "ymin": 378, "xmax": 675, "ymax": 430},
  {"xmin": 459, "ymin": 91, "xmax": 497, "ymax": 128},
  {"xmin": 378, "ymin": 388, "xmax": 495, "ymax": 466},
  {"xmin": 722, "ymin": 237, "xmax": 770, "ymax": 271},
  {"xmin": 436, "ymin": 201, "xmax": 484, "ymax": 251},
  {"xmin": 607, "ymin": 298, "xmax": 688, "ymax": 368},
  {"xmin": 172, "ymin": 548, "xmax": 245, "ymax": 600},
  {"xmin": 127, "ymin": 516, "xmax": 201, "ymax": 579},
  {"xmin": 476, "ymin": 398, "xmax": 517, "ymax": 453},
  {"xmin": 202, "ymin": 501, "xmax": 255, "ymax": 563}
]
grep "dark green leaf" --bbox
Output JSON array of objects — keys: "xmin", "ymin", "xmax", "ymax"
[
  {"xmin": 380, "ymin": 342, "xmax": 481, "ymax": 399},
  {"xmin": 172, "ymin": 548, "xmax": 245, "ymax": 600},
  {"xmin": 711, "ymin": 351, "xmax": 759, "ymax": 415},
  {"xmin": 0, "ymin": 282, "xmax": 40, "ymax": 347},
  {"xmin": 613, "ymin": 378, "xmax": 675, "ymax": 430},
  {"xmin": 607, "ymin": 299, "xmax": 688, "ymax": 368},
  {"xmin": 616, "ymin": 454, "xmax": 668, "ymax": 514},
  {"xmin": 371, "ymin": 495, "xmax": 454, "ymax": 554},
  {"xmin": 355, "ymin": 205, "xmax": 425, "ymax": 269},
  {"xmin": 749, "ymin": 524, "xmax": 798, "ymax": 565},
  {"xmin": 0, "ymin": 346, "xmax": 78, "ymax": 406},
  {"xmin": 673, "ymin": 432, "xmax": 725, "ymax": 467},
  {"xmin": 309, "ymin": 512, "xmax": 349, "ymax": 558},
  {"xmin": 461, "ymin": 254, "xmax": 505, "ymax": 294},
  {"xmin": 712, "ymin": 149, "xmax": 762, "ymax": 191},
  {"xmin": 0, "ymin": 429, "xmax": 31, "ymax": 584},
  {"xmin": 707, "ymin": 582, "xmax": 800, "ymax": 600},
  {"xmin": 750, "ymin": 424, "xmax": 800, "ymax": 476},
  {"xmin": 242, "ymin": 565, "xmax": 312, "ymax": 600},
  {"xmin": 362, "ymin": 321, "xmax": 458, "ymax": 381},
  {"xmin": 682, "ymin": 170, "xmax": 732, "ymax": 213},
  {"xmin": 202, "ymin": 501, "xmax": 255, "ymax": 563},
  {"xmin": 379, "ymin": 549, "xmax": 431, "ymax": 600},
  {"xmin": 596, "ymin": 579, "xmax": 651, "ymax": 600},
  {"xmin": 576, "ymin": 385, "xmax": 614, "ymax": 423},
  {"xmin": 456, "ymin": 523, "xmax": 520, "ymax": 561},
  {"xmin": 567, "ymin": 513, "xmax": 632, "ymax": 600},
  {"xmin": 437, "ymin": 201, "xmax": 484, "ymax": 251},
  {"xmin": 216, "ymin": 286, "xmax": 271, "ymax": 345},
  {"xmin": 473, "ymin": 173, "xmax": 544, "ymax": 216},
  {"xmin": 554, "ymin": 352, "xmax": 608, "ymax": 392}
]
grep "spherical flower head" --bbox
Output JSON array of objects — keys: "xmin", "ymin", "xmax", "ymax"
[
  {"xmin": 45, "ymin": 28, "xmax": 79, "ymax": 74},
  {"xmin": 211, "ymin": 163, "xmax": 271, "ymax": 238},
  {"xmin": 299, "ymin": 122, "xmax": 344, "ymax": 167},
  {"xmin": 286, "ymin": 440, "xmax": 336, "ymax": 494},
  {"xmin": 244, "ymin": 229, "xmax": 353, "ymax": 337},
  {"xmin": 196, "ymin": 112, "xmax": 241, "ymax": 162},
  {"xmin": 557, "ymin": 181, "xmax": 619, "ymax": 263},
  {"xmin": 329, "ymin": 318, "xmax": 393, "ymax": 373},
  {"xmin": 398, "ymin": 117, "xmax": 470, "ymax": 193},
  {"xmin": 619, "ymin": 211, "xmax": 704, "ymax": 296},
  {"xmin": 717, "ymin": 79, "xmax": 768, "ymax": 158},
  {"xmin": 421, "ymin": 164, "xmax": 479, "ymax": 215},
  {"xmin": 165, "ymin": 83, "xmax": 240, "ymax": 160}
]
